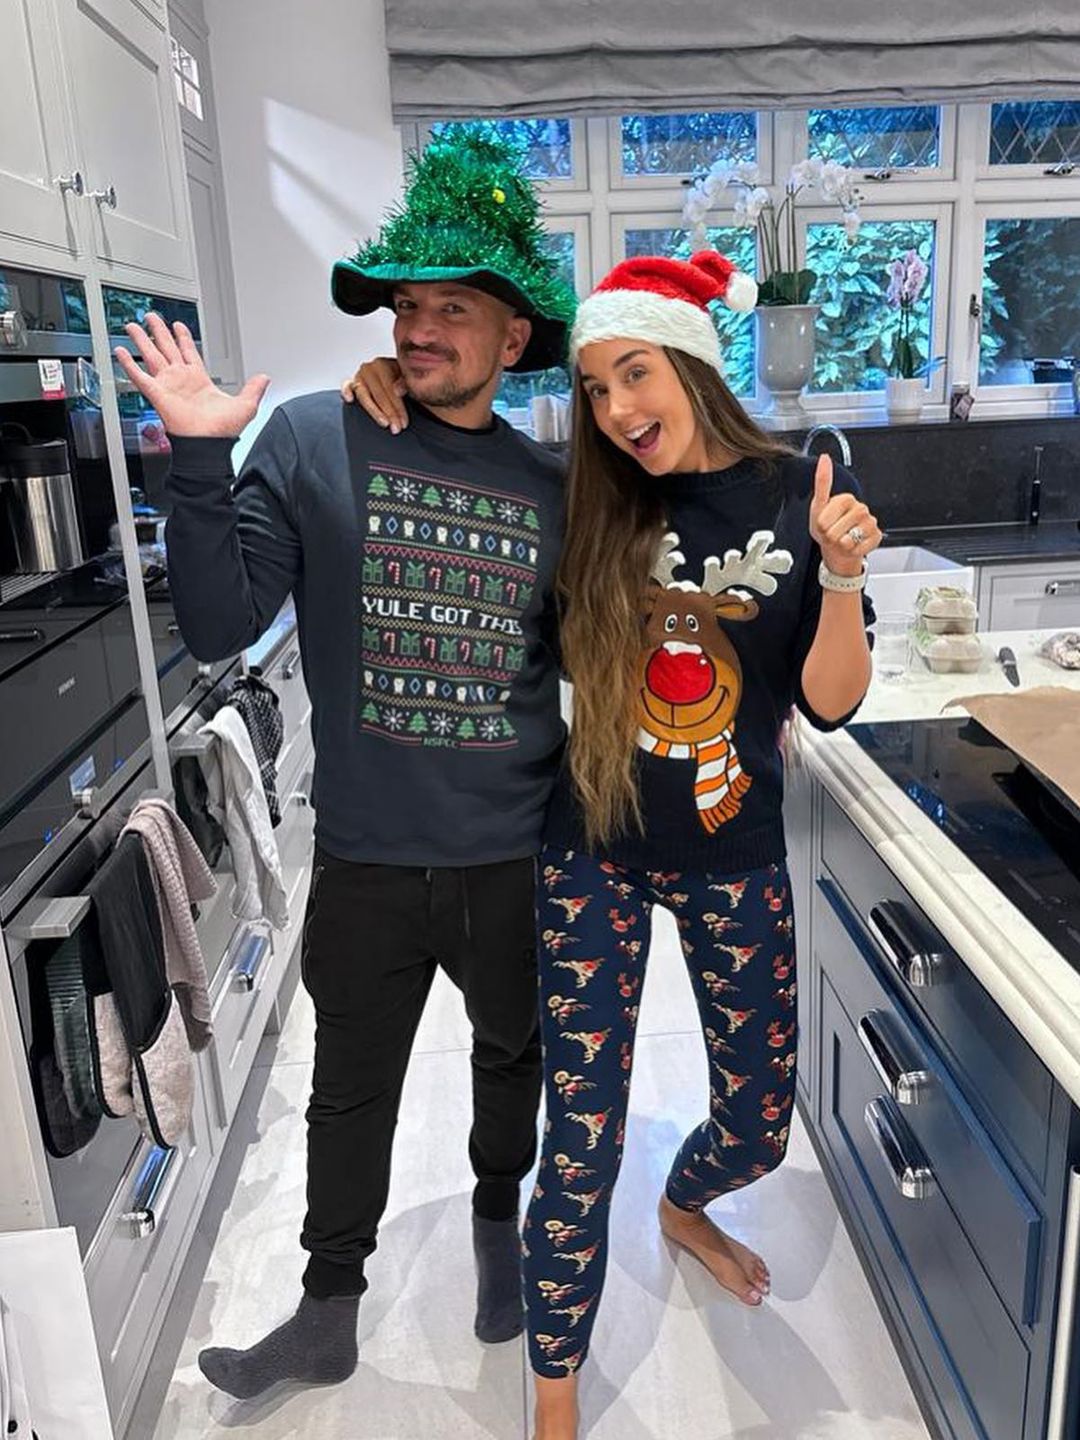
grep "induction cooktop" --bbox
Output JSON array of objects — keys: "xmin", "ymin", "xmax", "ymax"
[{"xmin": 847, "ymin": 716, "xmax": 1080, "ymax": 973}]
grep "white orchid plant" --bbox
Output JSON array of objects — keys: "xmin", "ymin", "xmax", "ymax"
[{"xmin": 684, "ymin": 157, "xmax": 862, "ymax": 307}]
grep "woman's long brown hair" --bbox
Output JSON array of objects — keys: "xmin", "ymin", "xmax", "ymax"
[{"xmin": 557, "ymin": 348, "xmax": 794, "ymax": 849}]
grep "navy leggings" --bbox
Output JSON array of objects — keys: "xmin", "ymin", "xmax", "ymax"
[{"xmin": 523, "ymin": 846, "xmax": 798, "ymax": 1378}]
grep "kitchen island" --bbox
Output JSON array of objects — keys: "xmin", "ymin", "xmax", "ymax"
[{"xmin": 788, "ymin": 627, "xmax": 1080, "ymax": 1440}]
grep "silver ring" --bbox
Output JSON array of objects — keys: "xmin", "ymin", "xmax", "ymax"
[{"xmin": 847, "ymin": 524, "xmax": 867, "ymax": 545}]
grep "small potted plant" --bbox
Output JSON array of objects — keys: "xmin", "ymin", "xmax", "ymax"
[{"xmin": 885, "ymin": 249, "xmax": 932, "ymax": 421}]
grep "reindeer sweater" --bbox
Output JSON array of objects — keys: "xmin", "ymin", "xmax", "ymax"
[
  {"xmin": 165, "ymin": 395, "xmax": 565, "ymax": 866},
  {"xmin": 545, "ymin": 453, "xmax": 874, "ymax": 874}
]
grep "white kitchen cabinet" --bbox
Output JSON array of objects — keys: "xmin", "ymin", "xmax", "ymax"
[
  {"xmin": 0, "ymin": 0, "xmax": 82, "ymax": 258},
  {"xmin": 183, "ymin": 145, "xmax": 243, "ymax": 383},
  {"xmin": 57, "ymin": 0, "xmax": 195, "ymax": 282},
  {"xmin": 977, "ymin": 558, "xmax": 1080, "ymax": 632}
]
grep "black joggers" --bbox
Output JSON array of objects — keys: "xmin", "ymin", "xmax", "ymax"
[{"xmin": 298, "ymin": 848, "xmax": 542, "ymax": 1299}]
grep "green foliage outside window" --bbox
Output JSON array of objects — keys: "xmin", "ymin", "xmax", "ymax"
[
  {"xmin": 807, "ymin": 220, "xmax": 935, "ymax": 392},
  {"xmin": 980, "ymin": 217, "xmax": 1080, "ymax": 383}
]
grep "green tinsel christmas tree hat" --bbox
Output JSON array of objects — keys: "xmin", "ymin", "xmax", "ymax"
[{"xmin": 331, "ymin": 124, "xmax": 577, "ymax": 372}]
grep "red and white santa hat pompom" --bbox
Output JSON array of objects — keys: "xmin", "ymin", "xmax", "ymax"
[{"xmin": 569, "ymin": 251, "xmax": 757, "ymax": 373}]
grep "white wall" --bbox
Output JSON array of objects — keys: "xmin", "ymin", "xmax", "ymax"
[{"xmin": 203, "ymin": 0, "xmax": 403, "ymax": 447}]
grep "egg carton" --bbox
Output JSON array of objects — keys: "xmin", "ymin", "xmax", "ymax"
[
  {"xmin": 914, "ymin": 584, "xmax": 978, "ymax": 635},
  {"xmin": 912, "ymin": 622, "xmax": 984, "ymax": 673}
]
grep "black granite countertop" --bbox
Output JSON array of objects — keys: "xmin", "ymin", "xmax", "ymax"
[{"xmin": 887, "ymin": 519, "xmax": 1080, "ymax": 565}]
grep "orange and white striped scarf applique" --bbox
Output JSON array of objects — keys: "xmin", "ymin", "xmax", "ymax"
[{"xmin": 637, "ymin": 726, "xmax": 753, "ymax": 834}]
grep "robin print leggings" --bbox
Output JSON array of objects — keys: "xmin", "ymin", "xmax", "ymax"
[{"xmin": 523, "ymin": 846, "xmax": 798, "ymax": 1379}]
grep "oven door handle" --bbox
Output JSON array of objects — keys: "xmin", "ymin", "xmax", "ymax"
[
  {"xmin": 120, "ymin": 1145, "xmax": 177, "ymax": 1240},
  {"xmin": 6, "ymin": 894, "xmax": 90, "ymax": 941}
]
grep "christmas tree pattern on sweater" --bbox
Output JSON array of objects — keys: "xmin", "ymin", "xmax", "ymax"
[{"xmin": 360, "ymin": 464, "xmax": 541, "ymax": 748}]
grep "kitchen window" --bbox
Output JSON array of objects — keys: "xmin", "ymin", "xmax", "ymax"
[
  {"xmin": 407, "ymin": 102, "xmax": 1080, "ymax": 423},
  {"xmin": 805, "ymin": 215, "xmax": 941, "ymax": 398},
  {"xmin": 616, "ymin": 216, "xmax": 757, "ymax": 397},
  {"xmin": 978, "ymin": 209, "xmax": 1080, "ymax": 387},
  {"xmin": 169, "ymin": 36, "xmax": 203, "ymax": 121},
  {"xmin": 806, "ymin": 104, "xmax": 948, "ymax": 176},
  {"xmin": 614, "ymin": 111, "xmax": 760, "ymax": 186},
  {"xmin": 986, "ymin": 101, "xmax": 1080, "ymax": 170}
]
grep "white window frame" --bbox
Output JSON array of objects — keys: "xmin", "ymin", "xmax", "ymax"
[
  {"xmin": 975, "ymin": 102, "xmax": 1080, "ymax": 180},
  {"xmin": 405, "ymin": 102, "xmax": 1080, "ymax": 422},
  {"xmin": 799, "ymin": 104, "xmax": 957, "ymax": 183},
  {"xmin": 415, "ymin": 118, "xmax": 589, "ymax": 194},
  {"xmin": 794, "ymin": 201, "xmax": 954, "ymax": 419},
  {"xmin": 967, "ymin": 197, "xmax": 1080, "ymax": 415},
  {"xmin": 608, "ymin": 111, "xmax": 774, "ymax": 190},
  {"xmin": 610, "ymin": 207, "xmax": 760, "ymax": 401},
  {"xmin": 542, "ymin": 212, "xmax": 592, "ymax": 298}
]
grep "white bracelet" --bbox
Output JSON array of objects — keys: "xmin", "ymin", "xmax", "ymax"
[{"xmin": 818, "ymin": 559, "xmax": 867, "ymax": 593}]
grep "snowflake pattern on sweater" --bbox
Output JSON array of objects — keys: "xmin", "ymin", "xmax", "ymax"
[{"xmin": 359, "ymin": 463, "xmax": 542, "ymax": 748}]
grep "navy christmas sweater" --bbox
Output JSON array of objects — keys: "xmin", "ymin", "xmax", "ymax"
[
  {"xmin": 545, "ymin": 453, "xmax": 874, "ymax": 874},
  {"xmin": 165, "ymin": 395, "xmax": 565, "ymax": 866}
]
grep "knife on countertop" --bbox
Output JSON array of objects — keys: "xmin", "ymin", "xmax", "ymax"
[{"xmin": 997, "ymin": 646, "xmax": 1020, "ymax": 686}]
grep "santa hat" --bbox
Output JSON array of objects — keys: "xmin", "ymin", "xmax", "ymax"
[{"xmin": 569, "ymin": 251, "xmax": 757, "ymax": 373}]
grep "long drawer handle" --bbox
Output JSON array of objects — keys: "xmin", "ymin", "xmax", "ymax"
[
  {"xmin": 864, "ymin": 1098, "xmax": 936, "ymax": 1201},
  {"xmin": 233, "ymin": 930, "xmax": 271, "ymax": 992},
  {"xmin": 1045, "ymin": 579, "xmax": 1080, "ymax": 597},
  {"xmin": 867, "ymin": 901, "xmax": 946, "ymax": 989},
  {"xmin": 119, "ymin": 1145, "xmax": 175, "ymax": 1239},
  {"xmin": 0, "ymin": 626, "xmax": 45, "ymax": 642},
  {"xmin": 858, "ymin": 1012, "xmax": 932, "ymax": 1105},
  {"xmin": 1046, "ymin": 1167, "xmax": 1080, "ymax": 1438},
  {"xmin": 278, "ymin": 647, "xmax": 301, "ymax": 680}
]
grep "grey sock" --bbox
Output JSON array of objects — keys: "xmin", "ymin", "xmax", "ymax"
[
  {"xmin": 197, "ymin": 1291, "xmax": 361, "ymax": 1400},
  {"xmin": 473, "ymin": 1213, "xmax": 523, "ymax": 1343}
]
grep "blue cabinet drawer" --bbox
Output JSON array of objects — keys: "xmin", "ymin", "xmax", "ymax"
[
  {"xmin": 817, "ymin": 880, "xmax": 1043, "ymax": 1329},
  {"xmin": 819, "ymin": 964, "xmax": 1031, "ymax": 1440},
  {"xmin": 820, "ymin": 791, "xmax": 1054, "ymax": 1189}
]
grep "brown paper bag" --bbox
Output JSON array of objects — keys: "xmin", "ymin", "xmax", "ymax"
[{"xmin": 944, "ymin": 686, "xmax": 1080, "ymax": 807}]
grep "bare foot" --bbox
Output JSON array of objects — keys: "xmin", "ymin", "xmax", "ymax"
[
  {"xmin": 658, "ymin": 1193, "xmax": 770, "ymax": 1304},
  {"xmin": 533, "ymin": 1372, "xmax": 579, "ymax": 1440}
]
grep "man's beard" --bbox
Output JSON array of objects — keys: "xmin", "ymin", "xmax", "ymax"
[{"xmin": 405, "ymin": 359, "xmax": 499, "ymax": 411}]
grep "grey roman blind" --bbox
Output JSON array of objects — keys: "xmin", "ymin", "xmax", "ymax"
[{"xmin": 384, "ymin": 2, "xmax": 1080, "ymax": 120}]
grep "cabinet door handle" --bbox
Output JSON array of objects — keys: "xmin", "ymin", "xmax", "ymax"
[
  {"xmin": 864, "ymin": 1098, "xmax": 936, "ymax": 1200},
  {"xmin": 1045, "ymin": 579, "xmax": 1080, "ymax": 597},
  {"xmin": 0, "ymin": 627, "xmax": 45, "ymax": 642},
  {"xmin": 278, "ymin": 647, "xmax": 301, "ymax": 680},
  {"xmin": 867, "ymin": 901, "xmax": 946, "ymax": 988},
  {"xmin": 54, "ymin": 169, "xmax": 84, "ymax": 196},
  {"xmin": 858, "ymin": 1012, "xmax": 932, "ymax": 1105},
  {"xmin": 233, "ymin": 930, "xmax": 271, "ymax": 992},
  {"xmin": 88, "ymin": 183, "xmax": 118, "ymax": 209},
  {"xmin": 119, "ymin": 1145, "xmax": 176, "ymax": 1239}
]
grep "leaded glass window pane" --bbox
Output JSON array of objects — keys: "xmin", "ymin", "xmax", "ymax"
[
  {"xmin": 806, "ymin": 219, "xmax": 936, "ymax": 393},
  {"xmin": 622, "ymin": 225, "xmax": 756, "ymax": 396},
  {"xmin": 431, "ymin": 119, "xmax": 574, "ymax": 181},
  {"xmin": 808, "ymin": 106, "xmax": 940, "ymax": 170},
  {"xmin": 980, "ymin": 217, "xmax": 1080, "ymax": 383},
  {"xmin": 621, "ymin": 112, "xmax": 756, "ymax": 177},
  {"xmin": 989, "ymin": 102, "xmax": 1080, "ymax": 167}
]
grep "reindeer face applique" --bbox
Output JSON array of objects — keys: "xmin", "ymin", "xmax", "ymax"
[{"xmin": 638, "ymin": 529, "xmax": 793, "ymax": 832}]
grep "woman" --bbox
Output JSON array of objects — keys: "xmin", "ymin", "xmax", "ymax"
[{"xmin": 346, "ymin": 251, "xmax": 879, "ymax": 1440}]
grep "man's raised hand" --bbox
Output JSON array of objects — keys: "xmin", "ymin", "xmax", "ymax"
[{"xmin": 113, "ymin": 312, "xmax": 269, "ymax": 438}]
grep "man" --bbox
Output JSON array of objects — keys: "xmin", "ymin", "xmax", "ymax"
[{"xmin": 115, "ymin": 129, "xmax": 576, "ymax": 1399}]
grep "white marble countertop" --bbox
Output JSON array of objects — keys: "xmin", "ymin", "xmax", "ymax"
[{"xmin": 801, "ymin": 627, "xmax": 1080, "ymax": 1106}]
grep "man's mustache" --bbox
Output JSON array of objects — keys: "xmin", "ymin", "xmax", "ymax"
[{"xmin": 402, "ymin": 344, "xmax": 457, "ymax": 361}]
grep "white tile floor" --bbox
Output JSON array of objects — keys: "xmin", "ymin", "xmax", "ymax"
[{"xmin": 152, "ymin": 907, "xmax": 930, "ymax": 1439}]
